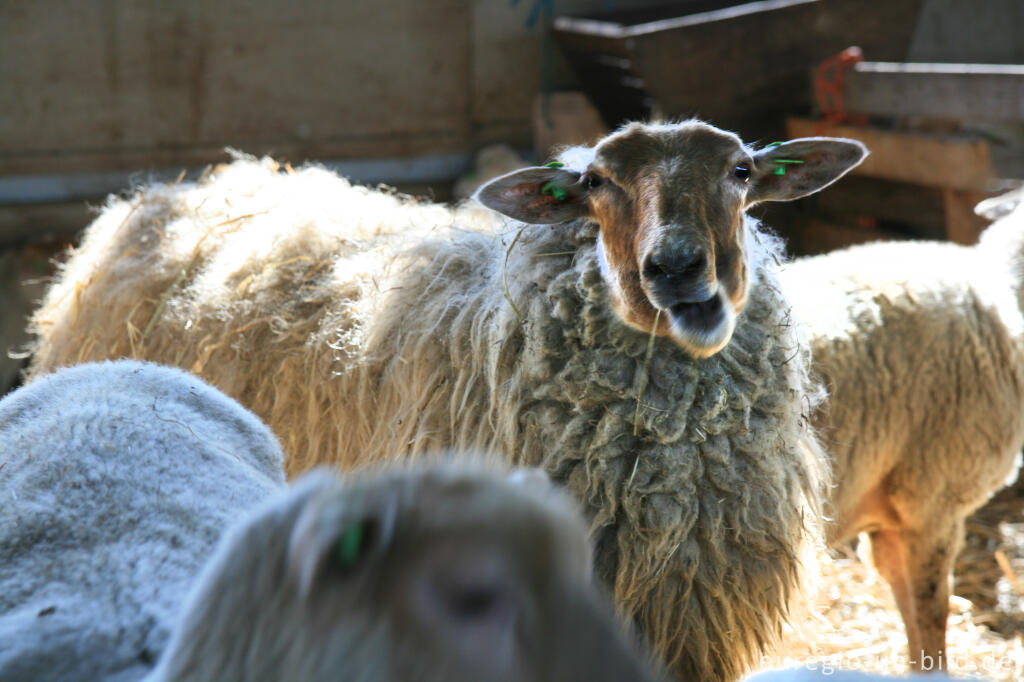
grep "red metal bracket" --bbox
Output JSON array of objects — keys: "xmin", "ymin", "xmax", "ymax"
[{"xmin": 815, "ymin": 46, "xmax": 868, "ymax": 126}]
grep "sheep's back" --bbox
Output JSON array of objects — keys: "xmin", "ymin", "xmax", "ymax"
[
  {"xmin": 0, "ymin": 361, "xmax": 285, "ymax": 681},
  {"xmin": 781, "ymin": 241, "xmax": 1024, "ymax": 537},
  {"xmin": 29, "ymin": 158, "xmax": 474, "ymax": 466}
]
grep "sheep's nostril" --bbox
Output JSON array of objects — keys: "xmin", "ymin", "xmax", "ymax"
[
  {"xmin": 642, "ymin": 255, "xmax": 670, "ymax": 282},
  {"xmin": 448, "ymin": 587, "xmax": 501, "ymax": 621},
  {"xmin": 643, "ymin": 248, "xmax": 707, "ymax": 284}
]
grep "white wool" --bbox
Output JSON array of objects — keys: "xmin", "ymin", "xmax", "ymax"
[{"xmin": 0, "ymin": 361, "xmax": 285, "ymax": 681}]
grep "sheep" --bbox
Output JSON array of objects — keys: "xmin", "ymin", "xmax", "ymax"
[
  {"xmin": 28, "ymin": 120, "xmax": 867, "ymax": 681},
  {"xmin": 0, "ymin": 360, "xmax": 286, "ymax": 682},
  {"xmin": 0, "ymin": 361, "xmax": 659, "ymax": 681},
  {"xmin": 145, "ymin": 460, "xmax": 665, "ymax": 682},
  {"xmin": 777, "ymin": 201, "xmax": 1024, "ymax": 671}
]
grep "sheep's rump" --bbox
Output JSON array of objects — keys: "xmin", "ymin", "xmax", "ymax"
[
  {"xmin": 0, "ymin": 361, "xmax": 285, "ymax": 681},
  {"xmin": 30, "ymin": 158, "xmax": 826, "ymax": 682},
  {"xmin": 779, "ymin": 237, "xmax": 1024, "ymax": 545}
]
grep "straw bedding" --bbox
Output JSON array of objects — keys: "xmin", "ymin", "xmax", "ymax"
[{"xmin": 767, "ymin": 475, "xmax": 1024, "ymax": 680}]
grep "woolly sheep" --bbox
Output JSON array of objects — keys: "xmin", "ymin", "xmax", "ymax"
[
  {"xmin": 777, "ymin": 202, "xmax": 1024, "ymax": 671},
  {"xmin": 0, "ymin": 360, "xmax": 286, "ymax": 682},
  {"xmin": 29, "ymin": 120, "xmax": 867, "ymax": 681},
  {"xmin": 145, "ymin": 460, "xmax": 665, "ymax": 682}
]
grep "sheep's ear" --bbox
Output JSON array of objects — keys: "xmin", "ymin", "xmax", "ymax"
[
  {"xmin": 746, "ymin": 138, "xmax": 868, "ymax": 204},
  {"xmin": 287, "ymin": 473, "xmax": 397, "ymax": 598},
  {"xmin": 475, "ymin": 167, "xmax": 589, "ymax": 224}
]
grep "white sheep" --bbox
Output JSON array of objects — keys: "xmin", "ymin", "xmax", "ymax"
[
  {"xmin": 29, "ymin": 120, "xmax": 867, "ymax": 681},
  {"xmin": 777, "ymin": 201, "xmax": 1024, "ymax": 671},
  {"xmin": 0, "ymin": 360, "xmax": 286, "ymax": 682},
  {"xmin": 145, "ymin": 460, "xmax": 665, "ymax": 682}
]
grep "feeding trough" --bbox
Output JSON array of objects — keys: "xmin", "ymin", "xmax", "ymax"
[{"xmin": 552, "ymin": 0, "xmax": 923, "ymax": 140}]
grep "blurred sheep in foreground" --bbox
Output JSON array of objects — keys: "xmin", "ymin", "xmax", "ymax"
[
  {"xmin": 147, "ymin": 462, "xmax": 664, "ymax": 682},
  {"xmin": 0, "ymin": 361, "xmax": 659, "ymax": 681}
]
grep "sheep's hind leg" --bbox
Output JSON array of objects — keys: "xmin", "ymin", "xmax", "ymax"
[
  {"xmin": 868, "ymin": 528, "xmax": 921, "ymax": 668},
  {"xmin": 870, "ymin": 520, "xmax": 960, "ymax": 673},
  {"xmin": 902, "ymin": 519, "xmax": 961, "ymax": 674}
]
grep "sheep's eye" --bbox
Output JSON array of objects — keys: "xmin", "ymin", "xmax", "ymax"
[
  {"xmin": 333, "ymin": 519, "xmax": 375, "ymax": 572},
  {"xmin": 449, "ymin": 586, "xmax": 501, "ymax": 621},
  {"xmin": 582, "ymin": 172, "xmax": 605, "ymax": 190},
  {"xmin": 733, "ymin": 165, "xmax": 751, "ymax": 182}
]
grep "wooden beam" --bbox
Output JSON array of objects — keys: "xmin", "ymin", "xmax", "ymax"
[
  {"xmin": 813, "ymin": 176, "xmax": 947, "ymax": 238},
  {"xmin": 0, "ymin": 202, "xmax": 92, "ymax": 248},
  {"xmin": 942, "ymin": 189, "xmax": 992, "ymax": 245},
  {"xmin": 799, "ymin": 219, "xmax": 900, "ymax": 256},
  {"xmin": 787, "ymin": 118, "xmax": 998, "ymax": 192},
  {"xmin": 532, "ymin": 92, "xmax": 609, "ymax": 162},
  {"xmin": 843, "ymin": 62, "xmax": 1024, "ymax": 123}
]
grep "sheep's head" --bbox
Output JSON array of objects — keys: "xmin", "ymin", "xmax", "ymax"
[
  {"xmin": 476, "ymin": 120, "xmax": 867, "ymax": 358},
  {"xmin": 155, "ymin": 462, "xmax": 664, "ymax": 682}
]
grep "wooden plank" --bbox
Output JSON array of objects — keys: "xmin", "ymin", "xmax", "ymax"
[
  {"xmin": 0, "ymin": 133, "xmax": 473, "ymax": 178},
  {"xmin": 532, "ymin": 92, "xmax": 609, "ymax": 161},
  {"xmin": 942, "ymin": 189, "xmax": 992, "ymax": 245},
  {"xmin": 1, "ymin": 240, "xmax": 66, "ymax": 395},
  {"xmin": 0, "ymin": 1, "xmax": 472, "ymax": 174},
  {"xmin": 787, "ymin": 118, "xmax": 998, "ymax": 192},
  {"xmin": 799, "ymin": 219, "xmax": 897, "ymax": 256},
  {"xmin": 471, "ymin": 0, "xmax": 655, "ymax": 142},
  {"xmin": 908, "ymin": 0, "xmax": 1024, "ymax": 64},
  {"xmin": 813, "ymin": 176, "xmax": 947, "ymax": 238},
  {"xmin": 551, "ymin": 18, "xmax": 652, "ymax": 127},
  {"xmin": 0, "ymin": 202, "xmax": 93, "ymax": 248},
  {"xmin": 844, "ymin": 63, "xmax": 1024, "ymax": 123}
]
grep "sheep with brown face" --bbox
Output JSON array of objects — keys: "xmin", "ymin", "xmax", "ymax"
[
  {"xmin": 146, "ymin": 462, "xmax": 664, "ymax": 682},
  {"xmin": 29, "ymin": 120, "xmax": 866, "ymax": 681},
  {"xmin": 479, "ymin": 122, "xmax": 867, "ymax": 356}
]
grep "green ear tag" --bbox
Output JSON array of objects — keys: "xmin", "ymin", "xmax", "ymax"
[
  {"xmin": 335, "ymin": 522, "xmax": 365, "ymax": 569},
  {"xmin": 541, "ymin": 182, "xmax": 568, "ymax": 201},
  {"xmin": 767, "ymin": 141, "xmax": 784, "ymax": 148},
  {"xmin": 773, "ymin": 159, "xmax": 803, "ymax": 176},
  {"xmin": 544, "ymin": 161, "xmax": 565, "ymax": 168}
]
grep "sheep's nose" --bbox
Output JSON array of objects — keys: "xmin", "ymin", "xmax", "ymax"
[
  {"xmin": 642, "ymin": 246, "xmax": 713, "ymax": 306},
  {"xmin": 644, "ymin": 246, "xmax": 706, "ymax": 282}
]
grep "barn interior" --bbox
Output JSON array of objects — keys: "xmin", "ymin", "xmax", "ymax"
[{"xmin": 2, "ymin": 1, "xmax": 1024, "ymax": 678}]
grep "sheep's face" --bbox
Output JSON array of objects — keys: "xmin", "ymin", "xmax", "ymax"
[
  {"xmin": 277, "ymin": 466, "xmax": 662, "ymax": 682},
  {"xmin": 477, "ymin": 120, "xmax": 867, "ymax": 358}
]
